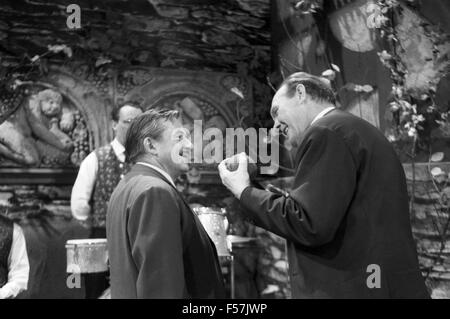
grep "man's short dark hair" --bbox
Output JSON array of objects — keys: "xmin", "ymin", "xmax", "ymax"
[
  {"xmin": 281, "ymin": 72, "xmax": 336, "ymax": 105},
  {"xmin": 125, "ymin": 108, "xmax": 180, "ymax": 163},
  {"xmin": 111, "ymin": 101, "xmax": 144, "ymax": 122}
]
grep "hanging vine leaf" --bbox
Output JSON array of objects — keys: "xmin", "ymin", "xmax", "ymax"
[
  {"xmin": 321, "ymin": 69, "xmax": 336, "ymax": 81},
  {"xmin": 95, "ymin": 56, "xmax": 112, "ymax": 68},
  {"xmin": 431, "ymin": 167, "xmax": 444, "ymax": 177},
  {"xmin": 331, "ymin": 64, "xmax": 341, "ymax": 73},
  {"xmin": 230, "ymin": 87, "xmax": 244, "ymax": 100},
  {"xmin": 293, "ymin": 0, "xmax": 323, "ymax": 14},
  {"xmin": 361, "ymin": 85, "xmax": 374, "ymax": 93},
  {"xmin": 47, "ymin": 44, "xmax": 72, "ymax": 58},
  {"xmin": 342, "ymin": 83, "xmax": 374, "ymax": 93},
  {"xmin": 430, "ymin": 152, "xmax": 445, "ymax": 162}
]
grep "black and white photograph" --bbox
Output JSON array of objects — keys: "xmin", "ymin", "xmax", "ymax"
[{"xmin": 0, "ymin": 0, "xmax": 449, "ymax": 304}]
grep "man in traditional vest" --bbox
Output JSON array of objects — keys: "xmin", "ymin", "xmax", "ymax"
[
  {"xmin": 71, "ymin": 102, "xmax": 143, "ymax": 236},
  {"xmin": 0, "ymin": 214, "xmax": 29, "ymax": 299},
  {"xmin": 70, "ymin": 101, "xmax": 143, "ymax": 298}
]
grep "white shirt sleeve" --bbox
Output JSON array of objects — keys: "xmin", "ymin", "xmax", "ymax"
[
  {"xmin": 0, "ymin": 224, "xmax": 29, "ymax": 299},
  {"xmin": 71, "ymin": 151, "xmax": 99, "ymax": 221}
]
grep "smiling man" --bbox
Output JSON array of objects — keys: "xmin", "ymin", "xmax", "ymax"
[
  {"xmin": 107, "ymin": 108, "xmax": 225, "ymax": 299},
  {"xmin": 219, "ymin": 72, "xmax": 429, "ymax": 299}
]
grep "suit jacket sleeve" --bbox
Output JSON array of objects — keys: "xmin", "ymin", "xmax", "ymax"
[
  {"xmin": 240, "ymin": 126, "xmax": 357, "ymax": 247},
  {"xmin": 127, "ymin": 186, "xmax": 185, "ymax": 298}
]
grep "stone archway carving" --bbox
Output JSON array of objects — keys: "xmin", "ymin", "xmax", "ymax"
[
  {"xmin": 120, "ymin": 67, "xmax": 251, "ymax": 129},
  {"xmin": 0, "ymin": 65, "xmax": 252, "ymax": 170}
]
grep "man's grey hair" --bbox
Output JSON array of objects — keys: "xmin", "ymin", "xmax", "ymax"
[
  {"xmin": 125, "ymin": 108, "xmax": 180, "ymax": 163},
  {"xmin": 280, "ymin": 72, "xmax": 336, "ymax": 105}
]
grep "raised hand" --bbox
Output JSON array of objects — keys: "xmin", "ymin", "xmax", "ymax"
[{"xmin": 218, "ymin": 152, "xmax": 251, "ymax": 199}]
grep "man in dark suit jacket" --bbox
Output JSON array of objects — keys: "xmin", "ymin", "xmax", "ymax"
[
  {"xmin": 218, "ymin": 72, "xmax": 429, "ymax": 299},
  {"xmin": 107, "ymin": 108, "xmax": 225, "ymax": 299}
]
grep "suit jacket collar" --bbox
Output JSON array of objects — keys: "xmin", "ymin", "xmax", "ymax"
[
  {"xmin": 127, "ymin": 163, "xmax": 196, "ymax": 210},
  {"xmin": 129, "ymin": 163, "xmax": 210, "ymax": 240},
  {"xmin": 128, "ymin": 163, "xmax": 176, "ymax": 188},
  {"xmin": 135, "ymin": 162, "xmax": 175, "ymax": 187},
  {"xmin": 310, "ymin": 106, "xmax": 336, "ymax": 125}
]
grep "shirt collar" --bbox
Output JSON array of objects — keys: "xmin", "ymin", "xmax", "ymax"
[
  {"xmin": 311, "ymin": 106, "xmax": 336, "ymax": 125},
  {"xmin": 135, "ymin": 162, "xmax": 176, "ymax": 187},
  {"xmin": 110, "ymin": 138, "xmax": 125, "ymax": 162}
]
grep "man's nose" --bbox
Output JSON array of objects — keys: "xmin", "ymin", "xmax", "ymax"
[
  {"xmin": 269, "ymin": 122, "xmax": 282, "ymax": 144},
  {"xmin": 273, "ymin": 118, "xmax": 280, "ymax": 128},
  {"xmin": 271, "ymin": 120, "xmax": 281, "ymax": 135},
  {"xmin": 184, "ymin": 137, "xmax": 193, "ymax": 149}
]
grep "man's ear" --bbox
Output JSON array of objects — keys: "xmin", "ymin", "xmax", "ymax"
[
  {"xmin": 143, "ymin": 137, "xmax": 158, "ymax": 156},
  {"xmin": 112, "ymin": 120, "xmax": 118, "ymax": 132},
  {"xmin": 296, "ymin": 84, "xmax": 307, "ymax": 103}
]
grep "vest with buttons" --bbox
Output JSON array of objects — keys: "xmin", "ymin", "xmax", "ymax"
[
  {"xmin": 91, "ymin": 144, "xmax": 130, "ymax": 228},
  {"xmin": 0, "ymin": 215, "xmax": 13, "ymax": 288}
]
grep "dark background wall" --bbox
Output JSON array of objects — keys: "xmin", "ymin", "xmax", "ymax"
[{"xmin": 0, "ymin": 0, "xmax": 273, "ymax": 127}]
